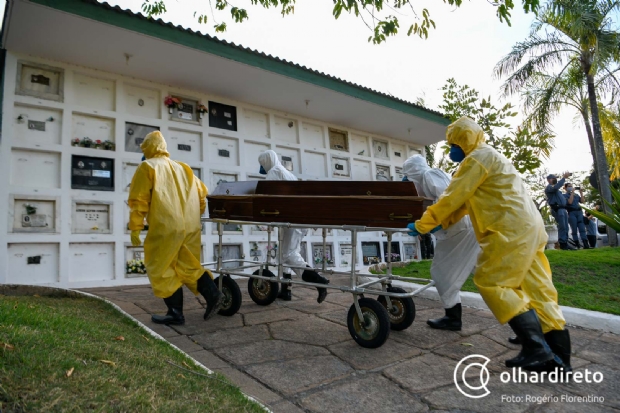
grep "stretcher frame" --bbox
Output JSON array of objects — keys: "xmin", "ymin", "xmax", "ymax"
[{"xmin": 201, "ymin": 217, "xmax": 435, "ymax": 348}]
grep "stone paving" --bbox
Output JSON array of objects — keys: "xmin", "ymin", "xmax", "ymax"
[{"xmin": 82, "ymin": 278, "xmax": 620, "ymax": 413}]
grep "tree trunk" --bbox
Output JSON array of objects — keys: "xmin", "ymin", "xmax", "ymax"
[
  {"xmin": 586, "ymin": 73, "xmax": 618, "ymax": 247},
  {"xmin": 581, "ymin": 107, "xmax": 597, "ymax": 165}
]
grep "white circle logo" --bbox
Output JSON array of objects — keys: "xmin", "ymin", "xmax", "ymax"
[{"xmin": 454, "ymin": 354, "xmax": 491, "ymax": 399}]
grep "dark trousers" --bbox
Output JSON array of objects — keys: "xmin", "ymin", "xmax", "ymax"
[
  {"xmin": 420, "ymin": 234, "xmax": 434, "ymax": 260},
  {"xmin": 587, "ymin": 235, "xmax": 597, "ymax": 248}
]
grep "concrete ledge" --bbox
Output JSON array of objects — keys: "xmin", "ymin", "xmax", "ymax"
[{"xmin": 379, "ymin": 278, "xmax": 620, "ymax": 335}]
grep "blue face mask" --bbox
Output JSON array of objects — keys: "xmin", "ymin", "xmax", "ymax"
[
  {"xmin": 259, "ymin": 165, "xmax": 267, "ymax": 175},
  {"xmin": 141, "ymin": 155, "xmax": 146, "ymax": 161},
  {"xmin": 449, "ymin": 145, "xmax": 466, "ymax": 163},
  {"xmin": 402, "ymin": 176, "xmax": 409, "ymax": 182}
]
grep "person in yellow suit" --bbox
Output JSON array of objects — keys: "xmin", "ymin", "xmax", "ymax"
[
  {"xmin": 128, "ymin": 131, "xmax": 223, "ymax": 325},
  {"xmin": 414, "ymin": 117, "xmax": 571, "ymax": 373}
]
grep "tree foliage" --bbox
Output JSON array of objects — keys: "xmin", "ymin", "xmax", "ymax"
[
  {"xmin": 141, "ymin": 0, "xmax": 540, "ymax": 43},
  {"xmin": 436, "ymin": 78, "xmax": 554, "ymax": 174},
  {"xmin": 494, "ymin": 0, "xmax": 620, "ymax": 246}
]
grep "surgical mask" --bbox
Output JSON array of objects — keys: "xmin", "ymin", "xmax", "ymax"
[
  {"xmin": 141, "ymin": 155, "xmax": 146, "ymax": 161},
  {"xmin": 449, "ymin": 145, "xmax": 466, "ymax": 163},
  {"xmin": 259, "ymin": 165, "xmax": 267, "ymax": 175},
  {"xmin": 402, "ymin": 176, "xmax": 409, "ymax": 182},
  {"xmin": 567, "ymin": 187, "xmax": 573, "ymax": 192}
]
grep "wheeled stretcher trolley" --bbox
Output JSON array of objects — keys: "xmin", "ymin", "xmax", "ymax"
[{"xmin": 202, "ymin": 181, "xmax": 436, "ymax": 348}]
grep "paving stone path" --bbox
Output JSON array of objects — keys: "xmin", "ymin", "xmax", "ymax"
[{"xmin": 83, "ymin": 279, "xmax": 620, "ymax": 413}]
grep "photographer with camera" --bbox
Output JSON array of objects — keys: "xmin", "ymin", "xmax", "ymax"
[
  {"xmin": 563, "ymin": 182, "xmax": 590, "ymax": 249},
  {"xmin": 545, "ymin": 172, "xmax": 572, "ymax": 250}
]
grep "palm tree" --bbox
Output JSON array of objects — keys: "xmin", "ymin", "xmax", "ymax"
[{"xmin": 494, "ymin": 0, "xmax": 620, "ymax": 246}]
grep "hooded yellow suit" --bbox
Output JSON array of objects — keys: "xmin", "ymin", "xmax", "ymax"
[
  {"xmin": 415, "ymin": 117, "xmax": 565, "ymax": 332},
  {"xmin": 128, "ymin": 131, "xmax": 209, "ymax": 298}
]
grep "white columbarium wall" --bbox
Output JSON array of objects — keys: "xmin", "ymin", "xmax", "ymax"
[{"xmin": 0, "ymin": 52, "xmax": 424, "ymax": 289}]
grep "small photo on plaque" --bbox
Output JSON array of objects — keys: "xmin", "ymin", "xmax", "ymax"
[{"xmin": 329, "ymin": 128, "xmax": 349, "ymax": 152}]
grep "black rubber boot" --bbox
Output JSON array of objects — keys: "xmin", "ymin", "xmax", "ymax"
[
  {"xmin": 151, "ymin": 287, "xmax": 185, "ymax": 325},
  {"xmin": 545, "ymin": 329, "xmax": 573, "ymax": 372},
  {"xmin": 197, "ymin": 272, "xmax": 224, "ymax": 321},
  {"xmin": 278, "ymin": 273, "xmax": 292, "ymax": 301},
  {"xmin": 508, "ymin": 335, "xmax": 521, "ymax": 345},
  {"xmin": 301, "ymin": 269, "xmax": 329, "ymax": 304},
  {"xmin": 505, "ymin": 310, "xmax": 555, "ymax": 369},
  {"xmin": 427, "ymin": 303, "xmax": 462, "ymax": 331}
]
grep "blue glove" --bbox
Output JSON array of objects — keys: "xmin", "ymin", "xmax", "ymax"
[
  {"xmin": 430, "ymin": 225, "xmax": 442, "ymax": 234},
  {"xmin": 407, "ymin": 223, "xmax": 419, "ymax": 237}
]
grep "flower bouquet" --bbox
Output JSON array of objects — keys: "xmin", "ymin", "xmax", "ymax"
[
  {"xmin": 80, "ymin": 137, "xmax": 93, "ymax": 148},
  {"xmin": 103, "ymin": 140, "xmax": 115, "ymax": 151},
  {"xmin": 164, "ymin": 95, "xmax": 182, "ymax": 114},
  {"xmin": 126, "ymin": 259, "xmax": 147, "ymax": 275},
  {"xmin": 94, "ymin": 139, "xmax": 103, "ymax": 149},
  {"xmin": 23, "ymin": 203, "xmax": 37, "ymax": 215},
  {"xmin": 197, "ymin": 103, "xmax": 208, "ymax": 119},
  {"xmin": 71, "ymin": 138, "xmax": 80, "ymax": 147}
]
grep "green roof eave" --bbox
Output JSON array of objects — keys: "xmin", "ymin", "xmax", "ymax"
[{"xmin": 27, "ymin": 0, "xmax": 451, "ymax": 126}]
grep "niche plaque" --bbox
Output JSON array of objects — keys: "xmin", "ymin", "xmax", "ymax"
[
  {"xmin": 71, "ymin": 155, "xmax": 114, "ymax": 191},
  {"xmin": 125, "ymin": 122, "xmax": 160, "ymax": 153},
  {"xmin": 73, "ymin": 202, "xmax": 111, "ymax": 234},
  {"xmin": 209, "ymin": 101, "xmax": 238, "ymax": 131}
]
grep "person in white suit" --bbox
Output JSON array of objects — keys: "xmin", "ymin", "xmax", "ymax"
[
  {"xmin": 403, "ymin": 154, "xmax": 480, "ymax": 330},
  {"xmin": 258, "ymin": 150, "xmax": 330, "ymax": 303}
]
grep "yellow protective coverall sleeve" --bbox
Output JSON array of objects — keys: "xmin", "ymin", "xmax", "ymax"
[
  {"xmin": 128, "ymin": 131, "xmax": 209, "ymax": 299},
  {"xmin": 415, "ymin": 116, "xmax": 565, "ymax": 333},
  {"xmin": 415, "ymin": 156, "xmax": 488, "ymax": 234}
]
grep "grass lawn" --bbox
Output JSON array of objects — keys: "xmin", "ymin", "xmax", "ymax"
[
  {"xmin": 0, "ymin": 295, "xmax": 264, "ymax": 413},
  {"xmin": 377, "ymin": 247, "xmax": 620, "ymax": 316}
]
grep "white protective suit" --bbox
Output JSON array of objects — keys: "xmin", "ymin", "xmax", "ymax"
[
  {"xmin": 403, "ymin": 155, "xmax": 480, "ymax": 308},
  {"xmin": 258, "ymin": 151, "xmax": 308, "ymax": 276}
]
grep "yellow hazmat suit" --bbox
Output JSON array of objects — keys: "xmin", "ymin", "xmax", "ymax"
[
  {"xmin": 415, "ymin": 117, "xmax": 565, "ymax": 333},
  {"xmin": 128, "ymin": 131, "xmax": 208, "ymax": 298}
]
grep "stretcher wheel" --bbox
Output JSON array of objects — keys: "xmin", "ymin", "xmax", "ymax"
[
  {"xmin": 248, "ymin": 270, "xmax": 279, "ymax": 306},
  {"xmin": 215, "ymin": 275, "xmax": 242, "ymax": 316},
  {"xmin": 347, "ymin": 297, "xmax": 390, "ymax": 348},
  {"xmin": 377, "ymin": 286, "xmax": 416, "ymax": 331}
]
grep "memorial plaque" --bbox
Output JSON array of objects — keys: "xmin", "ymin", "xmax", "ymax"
[
  {"xmin": 125, "ymin": 122, "xmax": 160, "ymax": 153},
  {"xmin": 331, "ymin": 156, "xmax": 350, "ymax": 178},
  {"xmin": 395, "ymin": 167, "xmax": 404, "ymax": 181},
  {"xmin": 311, "ymin": 243, "xmax": 335, "ymax": 267},
  {"xmin": 171, "ymin": 97, "xmax": 198, "ymax": 122},
  {"xmin": 373, "ymin": 140, "xmax": 389, "ymax": 159},
  {"xmin": 28, "ymin": 120, "xmax": 46, "ymax": 132},
  {"xmin": 281, "ymin": 156, "xmax": 294, "ymax": 172},
  {"xmin": 178, "ymin": 144, "xmax": 192, "ymax": 152},
  {"xmin": 376, "ymin": 164, "xmax": 391, "ymax": 181},
  {"xmin": 209, "ymin": 101, "xmax": 238, "ymax": 131},
  {"xmin": 16, "ymin": 61, "xmax": 64, "ymax": 101},
  {"xmin": 362, "ymin": 241, "xmax": 380, "ymax": 265},
  {"xmin": 403, "ymin": 243, "xmax": 416, "ymax": 261},
  {"xmin": 383, "ymin": 241, "xmax": 401, "ymax": 262},
  {"xmin": 329, "ymin": 128, "xmax": 349, "ymax": 152},
  {"xmin": 73, "ymin": 203, "xmax": 111, "ymax": 233},
  {"xmin": 71, "ymin": 155, "xmax": 114, "ymax": 191},
  {"xmin": 339, "ymin": 244, "xmax": 354, "ymax": 268},
  {"xmin": 22, "ymin": 214, "xmax": 48, "ymax": 228}
]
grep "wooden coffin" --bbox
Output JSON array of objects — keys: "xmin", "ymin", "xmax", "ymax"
[{"xmin": 207, "ymin": 181, "xmax": 433, "ymax": 228}]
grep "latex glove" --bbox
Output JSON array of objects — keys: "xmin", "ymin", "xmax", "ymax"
[
  {"xmin": 407, "ymin": 223, "xmax": 420, "ymax": 237},
  {"xmin": 430, "ymin": 225, "xmax": 442, "ymax": 234},
  {"xmin": 130, "ymin": 230, "xmax": 142, "ymax": 246}
]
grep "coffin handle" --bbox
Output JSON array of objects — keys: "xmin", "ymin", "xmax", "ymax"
[
  {"xmin": 260, "ymin": 209, "xmax": 280, "ymax": 216},
  {"xmin": 389, "ymin": 213, "xmax": 413, "ymax": 220},
  {"xmin": 213, "ymin": 209, "xmax": 226, "ymax": 214}
]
